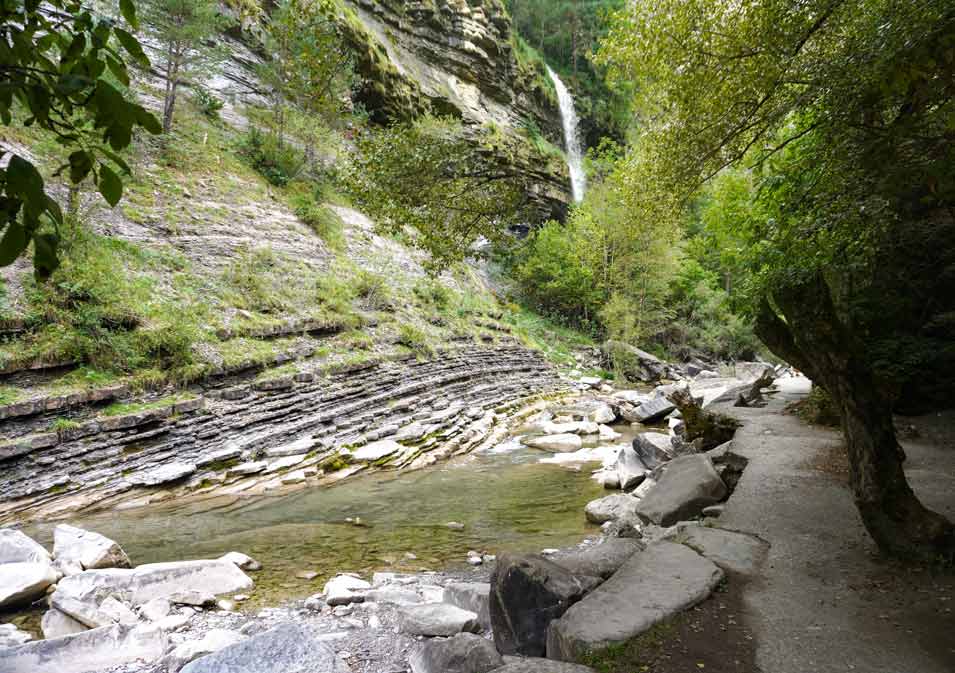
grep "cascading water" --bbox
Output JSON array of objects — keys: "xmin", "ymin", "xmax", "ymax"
[{"xmin": 547, "ymin": 66, "xmax": 587, "ymax": 203}]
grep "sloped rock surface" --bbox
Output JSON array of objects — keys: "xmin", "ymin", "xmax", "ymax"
[
  {"xmin": 409, "ymin": 632, "xmax": 503, "ymax": 673},
  {"xmin": 0, "ymin": 561, "xmax": 58, "ymax": 610},
  {"xmin": 0, "ymin": 528, "xmax": 51, "ymax": 564},
  {"xmin": 0, "ymin": 623, "xmax": 166, "ymax": 673},
  {"xmin": 53, "ymin": 524, "xmax": 130, "ymax": 570},
  {"xmin": 635, "ymin": 454, "xmax": 727, "ymax": 526},
  {"xmin": 546, "ymin": 542, "xmax": 723, "ymax": 662}
]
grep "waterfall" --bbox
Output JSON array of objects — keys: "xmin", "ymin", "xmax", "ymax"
[{"xmin": 547, "ymin": 66, "xmax": 587, "ymax": 203}]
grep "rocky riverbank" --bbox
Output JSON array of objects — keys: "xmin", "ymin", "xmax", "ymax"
[{"xmin": 0, "ymin": 362, "xmax": 783, "ymax": 672}]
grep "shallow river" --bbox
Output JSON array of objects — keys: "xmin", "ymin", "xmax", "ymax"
[{"xmin": 24, "ymin": 427, "xmax": 635, "ymax": 611}]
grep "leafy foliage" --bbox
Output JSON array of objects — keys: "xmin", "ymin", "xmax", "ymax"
[
  {"xmin": 342, "ymin": 116, "xmax": 531, "ymax": 270},
  {"xmin": 0, "ymin": 0, "xmax": 160, "ymax": 278}
]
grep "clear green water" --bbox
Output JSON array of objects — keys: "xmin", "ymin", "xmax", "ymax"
[{"xmin": 24, "ymin": 438, "xmax": 621, "ymax": 611}]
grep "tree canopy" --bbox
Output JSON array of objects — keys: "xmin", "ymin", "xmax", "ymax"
[{"xmin": 599, "ymin": 0, "xmax": 955, "ymax": 559}]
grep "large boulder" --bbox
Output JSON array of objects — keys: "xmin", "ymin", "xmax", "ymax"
[
  {"xmin": 521, "ymin": 434, "xmax": 583, "ymax": 452},
  {"xmin": 602, "ymin": 341, "xmax": 668, "ymax": 382},
  {"xmin": 489, "ymin": 553, "xmax": 600, "ymax": 657},
  {"xmin": 551, "ymin": 539, "xmax": 643, "ymax": 580},
  {"xmin": 0, "ymin": 529, "xmax": 51, "ymax": 564},
  {"xmin": 635, "ymin": 454, "xmax": 727, "ymax": 526},
  {"xmin": 0, "ymin": 562, "xmax": 58, "ymax": 610},
  {"xmin": 584, "ymin": 494, "xmax": 641, "ymax": 525},
  {"xmin": 398, "ymin": 603, "xmax": 481, "ymax": 637},
  {"xmin": 664, "ymin": 524, "xmax": 769, "ymax": 576},
  {"xmin": 180, "ymin": 623, "xmax": 350, "ymax": 673},
  {"xmin": 590, "ymin": 403, "xmax": 616, "ymax": 425},
  {"xmin": 630, "ymin": 394, "xmax": 676, "ymax": 424},
  {"xmin": 0, "ymin": 623, "xmax": 32, "ymax": 648},
  {"xmin": 614, "ymin": 446, "xmax": 649, "ymax": 490},
  {"xmin": 41, "ymin": 608, "xmax": 89, "ymax": 639},
  {"xmin": 53, "ymin": 525, "xmax": 131, "ymax": 570},
  {"xmin": 0, "ymin": 623, "xmax": 167, "ymax": 673},
  {"xmin": 409, "ymin": 633, "xmax": 503, "ymax": 673},
  {"xmin": 443, "ymin": 582, "xmax": 491, "ymax": 630},
  {"xmin": 631, "ymin": 433, "xmax": 673, "ymax": 470},
  {"xmin": 53, "ymin": 559, "xmax": 253, "ymax": 608},
  {"xmin": 546, "ymin": 542, "xmax": 723, "ymax": 662}
]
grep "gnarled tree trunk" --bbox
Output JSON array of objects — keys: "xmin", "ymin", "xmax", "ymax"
[{"xmin": 755, "ymin": 275, "xmax": 954, "ymax": 561}]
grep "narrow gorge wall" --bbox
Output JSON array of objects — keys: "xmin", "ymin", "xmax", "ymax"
[{"xmin": 338, "ymin": 0, "xmax": 572, "ymax": 220}]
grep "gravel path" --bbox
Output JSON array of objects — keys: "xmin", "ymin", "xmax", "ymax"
[{"xmin": 714, "ymin": 377, "xmax": 955, "ymax": 673}]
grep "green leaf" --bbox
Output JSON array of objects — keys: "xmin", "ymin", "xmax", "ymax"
[
  {"xmin": 32, "ymin": 232, "xmax": 60, "ymax": 280},
  {"xmin": 119, "ymin": 0, "xmax": 139, "ymax": 30},
  {"xmin": 98, "ymin": 164, "xmax": 123, "ymax": 206},
  {"xmin": 6, "ymin": 155, "xmax": 46, "ymax": 213},
  {"xmin": 106, "ymin": 55, "xmax": 130, "ymax": 87},
  {"xmin": 0, "ymin": 221, "xmax": 28, "ymax": 267},
  {"xmin": 68, "ymin": 150, "xmax": 94, "ymax": 184},
  {"xmin": 113, "ymin": 28, "xmax": 149, "ymax": 67}
]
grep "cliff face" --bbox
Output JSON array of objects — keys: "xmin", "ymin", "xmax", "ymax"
[{"xmin": 338, "ymin": 0, "xmax": 572, "ymax": 220}]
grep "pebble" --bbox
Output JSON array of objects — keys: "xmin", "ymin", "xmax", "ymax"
[{"xmin": 446, "ymin": 522, "xmax": 465, "ymax": 530}]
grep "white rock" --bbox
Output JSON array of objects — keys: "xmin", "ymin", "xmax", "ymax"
[
  {"xmin": 323, "ymin": 575, "xmax": 371, "ymax": 606},
  {"xmin": 0, "ymin": 529, "xmax": 51, "ymax": 564},
  {"xmin": 99, "ymin": 595, "xmax": 138, "ymax": 625},
  {"xmin": 218, "ymin": 551, "xmax": 262, "ymax": 572},
  {"xmin": 0, "ymin": 562, "xmax": 58, "ymax": 610},
  {"xmin": 0, "ymin": 623, "xmax": 33, "ymax": 648},
  {"xmin": 0, "ymin": 623, "xmax": 167, "ymax": 673},
  {"xmin": 350, "ymin": 439, "xmax": 400, "ymax": 462},
  {"xmin": 591, "ymin": 404, "xmax": 617, "ymax": 424},
  {"xmin": 265, "ymin": 455, "xmax": 306, "ymax": 473},
  {"xmin": 598, "ymin": 424, "xmax": 622, "ymax": 441},
  {"xmin": 521, "ymin": 433, "xmax": 583, "ymax": 452},
  {"xmin": 53, "ymin": 524, "xmax": 130, "ymax": 570},
  {"xmin": 164, "ymin": 629, "xmax": 245, "ymax": 673},
  {"xmin": 41, "ymin": 608, "xmax": 89, "ymax": 639},
  {"xmin": 228, "ymin": 461, "xmax": 267, "ymax": 477},
  {"xmin": 140, "ymin": 597, "xmax": 172, "ymax": 622},
  {"xmin": 398, "ymin": 603, "xmax": 481, "ymax": 636},
  {"xmin": 155, "ymin": 614, "xmax": 191, "ymax": 632},
  {"xmin": 130, "ymin": 463, "xmax": 196, "ymax": 487}
]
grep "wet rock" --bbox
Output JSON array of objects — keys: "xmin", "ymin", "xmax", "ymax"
[
  {"xmin": 398, "ymin": 603, "xmax": 481, "ymax": 637},
  {"xmin": 164, "ymin": 628, "xmax": 245, "ymax": 673},
  {"xmin": 323, "ymin": 575, "xmax": 371, "ymax": 606},
  {"xmin": 546, "ymin": 542, "xmax": 723, "ymax": 661},
  {"xmin": 0, "ymin": 562, "xmax": 58, "ymax": 610},
  {"xmin": 41, "ymin": 608, "xmax": 89, "ymax": 638},
  {"xmin": 635, "ymin": 454, "xmax": 727, "ymax": 526},
  {"xmin": 551, "ymin": 539, "xmax": 643, "ymax": 580},
  {"xmin": 218, "ymin": 551, "xmax": 261, "ymax": 572},
  {"xmin": 53, "ymin": 559, "xmax": 253, "ymax": 608},
  {"xmin": 53, "ymin": 524, "xmax": 131, "ymax": 570},
  {"xmin": 351, "ymin": 439, "xmax": 400, "ymax": 462},
  {"xmin": 0, "ymin": 623, "xmax": 167, "ymax": 673},
  {"xmin": 521, "ymin": 434, "xmax": 582, "ymax": 452},
  {"xmin": 0, "ymin": 623, "xmax": 33, "ymax": 647},
  {"xmin": 0, "ymin": 529, "xmax": 51, "ymax": 564},
  {"xmin": 489, "ymin": 553, "xmax": 600, "ymax": 657},
  {"xmin": 409, "ymin": 632, "xmax": 503, "ymax": 673},
  {"xmin": 179, "ymin": 622, "xmax": 349, "ymax": 673},
  {"xmin": 443, "ymin": 582, "xmax": 491, "ymax": 630},
  {"xmin": 584, "ymin": 494, "xmax": 641, "ymax": 525}
]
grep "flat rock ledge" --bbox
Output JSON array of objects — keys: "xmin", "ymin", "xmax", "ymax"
[{"xmin": 546, "ymin": 541, "xmax": 724, "ymax": 662}]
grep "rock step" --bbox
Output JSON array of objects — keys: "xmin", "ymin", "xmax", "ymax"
[{"xmin": 545, "ymin": 541, "xmax": 723, "ymax": 662}]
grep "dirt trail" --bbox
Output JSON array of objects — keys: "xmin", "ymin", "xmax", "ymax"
[{"xmin": 714, "ymin": 377, "xmax": 955, "ymax": 673}]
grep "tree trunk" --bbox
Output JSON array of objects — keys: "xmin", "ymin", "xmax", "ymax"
[{"xmin": 755, "ymin": 277, "xmax": 954, "ymax": 561}]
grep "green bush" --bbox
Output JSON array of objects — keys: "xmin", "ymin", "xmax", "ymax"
[
  {"xmin": 237, "ymin": 127, "xmax": 304, "ymax": 186},
  {"xmin": 413, "ymin": 279, "xmax": 451, "ymax": 311},
  {"xmin": 192, "ymin": 85, "xmax": 224, "ymax": 120},
  {"xmin": 396, "ymin": 323, "xmax": 432, "ymax": 356},
  {"xmin": 354, "ymin": 270, "xmax": 391, "ymax": 310},
  {"xmin": 289, "ymin": 189, "xmax": 344, "ymax": 249},
  {"xmin": 220, "ymin": 246, "xmax": 295, "ymax": 314}
]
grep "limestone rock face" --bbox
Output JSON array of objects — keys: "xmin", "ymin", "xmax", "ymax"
[
  {"xmin": 489, "ymin": 553, "xmax": 600, "ymax": 657},
  {"xmin": 0, "ymin": 623, "xmax": 167, "ymax": 673},
  {"xmin": 339, "ymin": 0, "xmax": 569, "ymax": 220},
  {"xmin": 635, "ymin": 454, "xmax": 727, "ymax": 526},
  {"xmin": 409, "ymin": 632, "xmax": 503, "ymax": 673},
  {"xmin": 179, "ymin": 623, "xmax": 350, "ymax": 673},
  {"xmin": 0, "ymin": 529, "xmax": 51, "ymax": 564},
  {"xmin": 53, "ymin": 559, "xmax": 253, "ymax": 608},
  {"xmin": 53, "ymin": 524, "xmax": 131, "ymax": 570},
  {"xmin": 546, "ymin": 542, "xmax": 723, "ymax": 662},
  {"xmin": 0, "ymin": 562, "xmax": 58, "ymax": 610}
]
